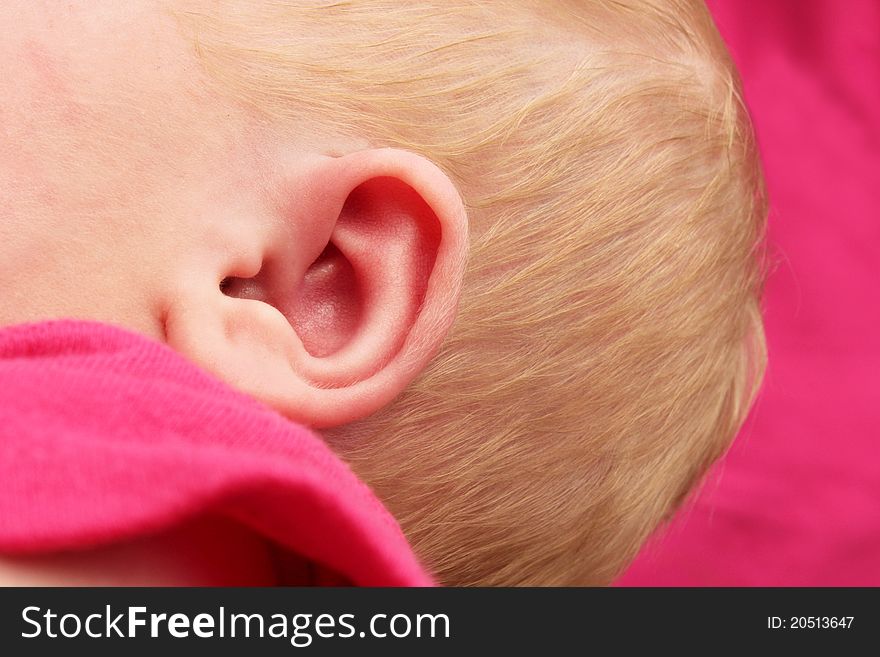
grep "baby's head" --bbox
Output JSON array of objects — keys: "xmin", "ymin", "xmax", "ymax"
[{"xmin": 0, "ymin": 0, "xmax": 766, "ymax": 585}]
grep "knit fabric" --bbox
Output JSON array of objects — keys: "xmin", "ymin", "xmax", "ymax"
[{"xmin": 0, "ymin": 320, "xmax": 432, "ymax": 586}]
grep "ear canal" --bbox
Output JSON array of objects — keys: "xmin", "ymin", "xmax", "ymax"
[{"xmin": 220, "ymin": 243, "xmax": 362, "ymax": 359}]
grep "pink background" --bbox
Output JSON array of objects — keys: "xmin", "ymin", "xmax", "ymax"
[{"xmin": 617, "ymin": 0, "xmax": 880, "ymax": 586}]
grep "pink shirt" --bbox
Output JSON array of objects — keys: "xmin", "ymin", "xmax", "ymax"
[{"xmin": 0, "ymin": 320, "xmax": 433, "ymax": 586}]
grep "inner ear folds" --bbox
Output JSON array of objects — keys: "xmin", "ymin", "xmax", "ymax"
[
  {"xmin": 180, "ymin": 149, "xmax": 467, "ymax": 428},
  {"xmin": 290, "ymin": 242, "xmax": 361, "ymax": 358},
  {"xmin": 288, "ymin": 176, "xmax": 442, "ymax": 375}
]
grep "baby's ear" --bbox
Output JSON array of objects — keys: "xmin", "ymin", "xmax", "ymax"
[{"xmin": 165, "ymin": 148, "xmax": 468, "ymax": 428}]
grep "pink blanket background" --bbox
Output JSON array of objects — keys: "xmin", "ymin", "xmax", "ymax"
[{"xmin": 617, "ymin": 0, "xmax": 880, "ymax": 586}]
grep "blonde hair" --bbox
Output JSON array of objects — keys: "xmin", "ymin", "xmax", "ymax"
[{"xmin": 173, "ymin": 0, "xmax": 768, "ymax": 585}]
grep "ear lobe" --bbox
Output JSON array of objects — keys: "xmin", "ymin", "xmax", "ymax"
[{"xmin": 167, "ymin": 148, "xmax": 467, "ymax": 428}]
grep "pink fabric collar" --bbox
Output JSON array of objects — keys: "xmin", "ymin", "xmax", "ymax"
[{"xmin": 0, "ymin": 320, "xmax": 433, "ymax": 586}]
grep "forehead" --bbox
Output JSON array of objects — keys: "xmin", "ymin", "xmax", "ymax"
[
  {"xmin": 0, "ymin": 1, "xmax": 268, "ymax": 214},
  {"xmin": 1, "ymin": 2, "xmax": 211, "ymax": 140}
]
